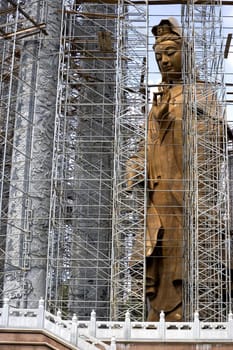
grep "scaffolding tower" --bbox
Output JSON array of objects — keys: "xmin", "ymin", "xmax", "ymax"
[
  {"xmin": 46, "ymin": 0, "xmax": 148, "ymax": 321},
  {"xmin": 110, "ymin": 0, "xmax": 148, "ymax": 321},
  {"xmin": 47, "ymin": 0, "xmax": 116, "ymax": 319},
  {"xmin": 182, "ymin": 1, "xmax": 231, "ymax": 321}
]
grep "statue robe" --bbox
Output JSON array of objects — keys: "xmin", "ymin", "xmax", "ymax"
[{"xmin": 146, "ymin": 84, "xmax": 183, "ymax": 320}]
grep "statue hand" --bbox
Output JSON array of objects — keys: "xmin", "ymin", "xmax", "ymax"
[{"xmin": 152, "ymin": 89, "xmax": 171, "ymax": 121}]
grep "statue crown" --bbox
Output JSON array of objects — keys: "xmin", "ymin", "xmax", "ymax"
[{"xmin": 152, "ymin": 18, "xmax": 181, "ymax": 39}]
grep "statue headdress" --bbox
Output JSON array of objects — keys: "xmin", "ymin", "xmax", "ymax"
[{"xmin": 152, "ymin": 17, "xmax": 182, "ymax": 43}]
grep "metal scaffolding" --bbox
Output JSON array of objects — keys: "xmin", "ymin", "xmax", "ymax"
[
  {"xmin": 0, "ymin": 0, "xmax": 232, "ymax": 323},
  {"xmin": 46, "ymin": 0, "xmax": 148, "ymax": 321},
  {"xmin": 182, "ymin": 2, "xmax": 231, "ymax": 321},
  {"xmin": 47, "ymin": 0, "xmax": 116, "ymax": 319},
  {"xmin": 110, "ymin": 0, "xmax": 148, "ymax": 321}
]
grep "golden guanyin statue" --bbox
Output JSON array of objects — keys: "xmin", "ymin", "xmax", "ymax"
[{"xmin": 127, "ymin": 18, "xmax": 223, "ymax": 321}]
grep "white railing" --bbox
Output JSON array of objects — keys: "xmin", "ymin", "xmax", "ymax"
[{"xmin": 1, "ymin": 299, "xmax": 233, "ymax": 350}]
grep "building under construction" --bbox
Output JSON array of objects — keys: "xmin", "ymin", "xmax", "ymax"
[{"xmin": 0, "ymin": 1, "xmax": 233, "ymax": 344}]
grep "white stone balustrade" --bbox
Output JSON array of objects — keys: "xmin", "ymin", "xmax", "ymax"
[{"xmin": 0, "ymin": 299, "xmax": 233, "ymax": 350}]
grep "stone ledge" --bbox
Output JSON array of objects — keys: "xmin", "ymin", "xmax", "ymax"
[{"xmin": 0, "ymin": 329, "xmax": 78, "ymax": 350}]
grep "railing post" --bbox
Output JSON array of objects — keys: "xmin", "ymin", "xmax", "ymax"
[
  {"xmin": 2, "ymin": 298, "xmax": 9, "ymax": 327},
  {"xmin": 158, "ymin": 311, "xmax": 166, "ymax": 340},
  {"xmin": 37, "ymin": 298, "xmax": 45, "ymax": 328},
  {"xmin": 110, "ymin": 336, "xmax": 116, "ymax": 350},
  {"xmin": 124, "ymin": 310, "xmax": 131, "ymax": 339},
  {"xmin": 228, "ymin": 312, "xmax": 233, "ymax": 339},
  {"xmin": 55, "ymin": 310, "xmax": 62, "ymax": 337},
  {"xmin": 70, "ymin": 314, "xmax": 78, "ymax": 345},
  {"xmin": 56, "ymin": 310, "xmax": 62, "ymax": 325},
  {"xmin": 89, "ymin": 309, "xmax": 96, "ymax": 337},
  {"xmin": 193, "ymin": 311, "xmax": 200, "ymax": 339}
]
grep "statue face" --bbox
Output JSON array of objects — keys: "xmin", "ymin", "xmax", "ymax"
[{"xmin": 154, "ymin": 40, "xmax": 182, "ymax": 82}]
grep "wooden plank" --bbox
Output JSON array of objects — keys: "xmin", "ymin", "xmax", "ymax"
[
  {"xmin": 7, "ymin": 0, "xmax": 48, "ymax": 35},
  {"xmin": 0, "ymin": 23, "xmax": 46, "ymax": 40},
  {"xmin": 224, "ymin": 33, "xmax": 232, "ymax": 59},
  {"xmin": 65, "ymin": 9, "xmax": 118, "ymax": 18}
]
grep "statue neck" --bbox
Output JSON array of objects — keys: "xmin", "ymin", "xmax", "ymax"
[{"xmin": 160, "ymin": 79, "xmax": 183, "ymax": 91}]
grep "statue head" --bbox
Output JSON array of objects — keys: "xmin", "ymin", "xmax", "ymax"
[{"xmin": 152, "ymin": 18, "xmax": 182, "ymax": 83}]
